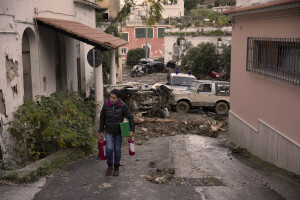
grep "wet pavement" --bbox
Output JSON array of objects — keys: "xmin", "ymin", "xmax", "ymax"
[
  {"xmin": 1, "ymin": 67, "xmax": 300, "ymax": 200},
  {"xmin": 30, "ymin": 135, "xmax": 300, "ymax": 200},
  {"xmin": 33, "ymin": 136, "xmax": 202, "ymax": 200}
]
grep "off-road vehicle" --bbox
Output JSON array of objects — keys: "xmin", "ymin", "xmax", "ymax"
[{"xmin": 169, "ymin": 80, "xmax": 230, "ymax": 114}]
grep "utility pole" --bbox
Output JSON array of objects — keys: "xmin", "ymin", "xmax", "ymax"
[
  {"xmin": 145, "ymin": 3, "xmax": 149, "ymax": 59},
  {"xmin": 135, "ymin": 2, "xmax": 150, "ymax": 58}
]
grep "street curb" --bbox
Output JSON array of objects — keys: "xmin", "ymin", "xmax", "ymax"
[{"xmin": 0, "ymin": 149, "xmax": 75, "ymax": 180}]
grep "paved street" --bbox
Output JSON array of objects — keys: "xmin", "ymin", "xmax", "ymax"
[
  {"xmin": 1, "ymin": 67, "xmax": 300, "ymax": 200},
  {"xmin": 30, "ymin": 135, "xmax": 300, "ymax": 200}
]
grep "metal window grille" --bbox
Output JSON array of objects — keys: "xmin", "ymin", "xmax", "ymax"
[{"xmin": 247, "ymin": 37, "xmax": 300, "ymax": 87}]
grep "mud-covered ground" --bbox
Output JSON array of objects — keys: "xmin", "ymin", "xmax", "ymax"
[{"xmin": 122, "ymin": 64, "xmax": 230, "ymax": 144}]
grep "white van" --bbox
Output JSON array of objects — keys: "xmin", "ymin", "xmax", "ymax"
[{"xmin": 167, "ymin": 73, "xmax": 197, "ymax": 91}]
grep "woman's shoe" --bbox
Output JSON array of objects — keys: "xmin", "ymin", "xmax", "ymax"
[{"xmin": 106, "ymin": 164, "xmax": 113, "ymax": 176}]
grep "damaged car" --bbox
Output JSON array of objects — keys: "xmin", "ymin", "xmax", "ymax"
[
  {"xmin": 104, "ymin": 83, "xmax": 171, "ymax": 118},
  {"xmin": 169, "ymin": 80, "xmax": 230, "ymax": 114},
  {"xmin": 131, "ymin": 65, "xmax": 148, "ymax": 77}
]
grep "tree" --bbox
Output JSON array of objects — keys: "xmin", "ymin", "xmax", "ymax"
[
  {"xmin": 218, "ymin": 44, "xmax": 231, "ymax": 79},
  {"xmin": 181, "ymin": 43, "xmax": 217, "ymax": 79},
  {"xmin": 215, "ymin": 0, "xmax": 236, "ymax": 6},
  {"xmin": 188, "ymin": 8, "xmax": 211, "ymax": 18},
  {"xmin": 207, "ymin": 11, "xmax": 220, "ymax": 23},
  {"xmin": 126, "ymin": 48, "xmax": 146, "ymax": 66},
  {"xmin": 105, "ymin": 0, "xmax": 164, "ymax": 36},
  {"xmin": 99, "ymin": 0, "xmax": 164, "ymax": 76},
  {"xmin": 218, "ymin": 15, "xmax": 231, "ymax": 25},
  {"xmin": 184, "ymin": 0, "xmax": 205, "ymax": 13}
]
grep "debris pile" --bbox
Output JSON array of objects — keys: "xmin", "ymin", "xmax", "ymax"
[
  {"xmin": 230, "ymin": 146, "xmax": 247, "ymax": 154},
  {"xmin": 130, "ymin": 118, "xmax": 228, "ymax": 144},
  {"xmin": 141, "ymin": 162, "xmax": 176, "ymax": 184}
]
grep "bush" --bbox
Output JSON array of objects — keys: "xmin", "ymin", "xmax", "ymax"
[
  {"xmin": 181, "ymin": 42, "xmax": 217, "ymax": 79},
  {"xmin": 218, "ymin": 44, "xmax": 231, "ymax": 79},
  {"xmin": 126, "ymin": 48, "xmax": 145, "ymax": 66},
  {"xmin": 7, "ymin": 92, "xmax": 97, "ymax": 165}
]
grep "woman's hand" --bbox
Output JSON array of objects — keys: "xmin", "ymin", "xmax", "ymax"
[{"xmin": 130, "ymin": 131, "xmax": 134, "ymax": 139}]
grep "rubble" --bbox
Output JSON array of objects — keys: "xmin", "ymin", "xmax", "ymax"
[
  {"xmin": 141, "ymin": 163, "xmax": 176, "ymax": 185},
  {"xmin": 230, "ymin": 146, "xmax": 247, "ymax": 154},
  {"xmin": 124, "ymin": 117, "xmax": 228, "ymax": 154}
]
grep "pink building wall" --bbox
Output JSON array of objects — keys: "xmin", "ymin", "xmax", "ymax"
[
  {"xmin": 230, "ymin": 7, "xmax": 300, "ymax": 144},
  {"xmin": 122, "ymin": 26, "xmax": 165, "ymax": 60}
]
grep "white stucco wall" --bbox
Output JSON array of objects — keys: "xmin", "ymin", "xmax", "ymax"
[
  {"xmin": 164, "ymin": 27, "xmax": 232, "ymax": 64},
  {"xmin": 0, "ymin": 0, "xmax": 97, "ymax": 159},
  {"xmin": 124, "ymin": 0, "xmax": 184, "ymax": 20},
  {"xmin": 236, "ymin": 0, "xmax": 278, "ymax": 7},
  {"xmin": 162, "ymin": 0, "xmax": 184, "ymax": 19}
]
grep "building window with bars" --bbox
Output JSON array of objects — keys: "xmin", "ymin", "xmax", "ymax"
[
  {"xmin": 247, "ymin": 37, "xmax": 300, "ymax": 86},
  {"xmin": 135, "ymin": 28, "xmax": 153, "ymax": 39}
]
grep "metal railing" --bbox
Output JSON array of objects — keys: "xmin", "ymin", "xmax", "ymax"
[{"xmin": 247, "ymin": 37, "xmax": 300, "ymax": 87}]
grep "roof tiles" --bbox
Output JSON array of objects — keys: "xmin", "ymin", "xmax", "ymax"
[
  {"xmin": 36, "ymin": 17, "xmax": 128, "ymax": 50},
  {"xmin": 222, "ymin": 0, "xmax": 300, "ymax": 15}
]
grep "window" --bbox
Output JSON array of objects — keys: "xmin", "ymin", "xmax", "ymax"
[
  {"xmin": 55, "ymin": 35, "xmax": 62, "ymax": 91},
  {"xmin": 198, "ymin": 84, "xmax": 212, "ymax": 92},
  {"xmin": 22, "ymin": 32, "xmax": 32, "ymax": 100},
  {"xmin": 121, "ymin": 47, "xmax": 128, "ymax": 55},
  {"xmin": 158, "ymin": 28, "xmax": 165, "ymax": 38},
  {"xmin": 163, "ymin": 0, "xmax": 178, "ymax": 5},
  {"xmin": 247, "ymin": 37, "xmax": 300, "ymax": 86},
  {"xmin": 122, "ymin": 33, "xmax": 129, "ymax": 41},
  {"xmin": 135, "ymin": 28, "xmax": 153, "ymax": 38},
  {"xmin": 216, "ymin": 83, "xmax": 230, "ymax": 96},
  {"xmin": 102, "ymin": 13, "xmax": 108, "ymax": 20}
]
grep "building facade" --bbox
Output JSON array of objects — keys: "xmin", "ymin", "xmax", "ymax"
[
  {"xmin": 0, "ymin": 0, "xmax": 126, "ymax": 160},
  {"xmin": 164, "ymin": 26, "xmax": 232, "ymax": 64},
  {"xmin": 121, "ymin": 0, "xmax": 184, "ymax": 19},
  {"xmin": 224, "ymin": 0, "xmax": 300, "ymax": 175},
  {"xmin": 121, "ymin": 25, "xmax": 166, "ymax": 61}
]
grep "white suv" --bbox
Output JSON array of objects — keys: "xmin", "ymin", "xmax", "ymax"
[{"xmin": 169, "ymin": 80, "xmax": 230, "ymax": 114}]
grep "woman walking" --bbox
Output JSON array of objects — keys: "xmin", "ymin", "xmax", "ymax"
[{"xmin": 99, "ymin": 89, "xmax": 135, "ymax": 176}]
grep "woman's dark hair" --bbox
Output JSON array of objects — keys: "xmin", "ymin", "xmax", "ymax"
[{"xmin": 110, "ymin": 89, "xmax": 121, "ymax": 98}]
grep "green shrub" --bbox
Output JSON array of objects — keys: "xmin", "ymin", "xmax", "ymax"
[
  {"xmin": 194, "ymin": 20, "xmax": 201, "ymax": 27},
  {"xmin": 5, "ymin": 172, "xmax": 18, "ymax": 181},
  {"xmin": 126, "ymin": 48, "xmax": 145, "ymax": 66},
  {"xmin": 181, "ymin": 42, "xmax": 217, "ymax": 79},
  {"xmin": 7, "ymin": 92, "xmax": 97, "ymax": 165},
  {"xmin": 181, "ymin": 43, "xmax": 231, "ymax": 80}
]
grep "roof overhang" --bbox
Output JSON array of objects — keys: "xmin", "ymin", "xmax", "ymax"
[
  {"xmin": 222, "ymin": 0, "xmax": 300, "ymax": 16},
  {"xmin": 74, "ymin": 0, "xmax": 101, "ymax": 10},
  {"xmin": 36, "ymin": 17, "xmax": 128, "ymax": 51}
]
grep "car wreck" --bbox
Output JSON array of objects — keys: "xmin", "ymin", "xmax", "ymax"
[
  {"xmin": 104, "ymin": 79, "xmax": 230, "ymax": 117},
  {"xmin": 104, "ymin": 83, "xmax": 171, "ymax": 118}
]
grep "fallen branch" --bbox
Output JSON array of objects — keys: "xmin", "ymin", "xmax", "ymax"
[
  {"xmin": 134, "ymin": 117, "xmax": 180, "ymax": 124},
  {"xmin": 204, "ymin": 120, "xmax": 225, "ymax": 137}
]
